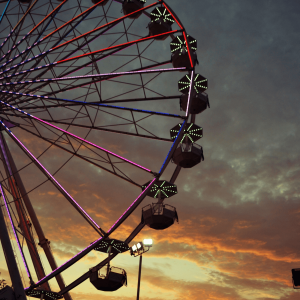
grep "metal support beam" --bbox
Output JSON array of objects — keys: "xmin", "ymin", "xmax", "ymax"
[
  {"xmin": 0, "ymin": 132, "xmax": 50, "ymax": 291},
  {"xmin": 1, "ymin": 133, "xmax": 72, "ymax": 300},
  {"xmin": 23, "ymin": 178, "xmax": 156, "ymax": 291},
  {"xmin": 0, "ymin": 195, "xmax": 27, "ymax": 300}
]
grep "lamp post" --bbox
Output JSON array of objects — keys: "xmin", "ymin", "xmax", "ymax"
[{"xmin": 131, "ymin": 239, "xmax": 153, "ymax": 300}]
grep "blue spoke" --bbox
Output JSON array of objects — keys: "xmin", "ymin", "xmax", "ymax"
[
  {"xmin": 0, "ymin": 90, "xmax": 184, "ymax": 119},
  {"xmin": 159, "ymin": 120, "xmax": 187, "ymax": 175},
  {"xmin": 0, "ymin": 0, "xmax": 11, "ymax": 26}
]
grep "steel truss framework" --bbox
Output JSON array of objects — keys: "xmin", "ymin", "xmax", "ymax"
[{"xmin": 0, "ymin": 0, "xmax": 206, "ymax": 298}]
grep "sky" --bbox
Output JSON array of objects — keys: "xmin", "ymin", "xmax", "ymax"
[{"xmin": 1, "ymin": 1, "xmax": 300, "ymax": 300}]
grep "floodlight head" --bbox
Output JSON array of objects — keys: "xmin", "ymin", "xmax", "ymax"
[
  {"xmin": 132, "ymin": 245, "xmax": 137, "ymax": 252},
  {"xmin": 137, "ymin": 243, "xmax": 142, "ymax": 249},
  {"xmin": 143, "ymin": 239, "xmax": 153, "ymax": 247}
]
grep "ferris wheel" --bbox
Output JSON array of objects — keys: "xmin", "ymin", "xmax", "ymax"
[{"xmin": 0, "ymin": 0, "xmax": 209, "ymax": 299}]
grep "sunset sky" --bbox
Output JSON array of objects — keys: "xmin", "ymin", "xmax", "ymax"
[{"xmin": 1, "ymin": 1, "xmax": 300, "ymax": 300}]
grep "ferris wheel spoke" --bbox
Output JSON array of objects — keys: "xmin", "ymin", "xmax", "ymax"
[
  {"xmin": 0, "ymin": 0, "xmax": 11, "ymax": 27},
  {"xmin": 60, "ymin": 167, "xmax": 184, "ymax": 294},
  {"xmin": 1, "ymin": 107, "xmax": 175, "ymax": 145},
  {"xmin": 38, "ymin": 61, "xmax": 175, "ymax": 97},
  {"xmin": 1, "ymin": 115, "xmax": 142, "ymax": 188},
  {"xmin": 0, "ymin": 27, "xmax": 180, "ymax": 85},
  {"xmin": 0, "ymin": 0, "xmax": 149, "ymax": 75},
  {"xmin": 0, "ymin": 0, "xmax": 67, "ymax": 68},
  {"xmin": 0, "ymin": 91, "xmax": 183, "ymax": 119},
  {"xmin": 0, "ymin": 2, "xmax": 102, "ymax": 83},
  {"xmin": 57, "ymin": 165, "xmax": 182, "ymax": 294},
  {"xmin": 40, "ymin": 0, "xmax": 101, "ymax": 42},
  {"xmin": 0, "ymin": 132, "xmax": 51, "ymax": 290},
  {"xmin": 161, "ymin": 1, "xmax": 195, "ymax": 68},
  {"xmin": 0, "ymin": 66, "xmax": 185, "ymax": 89},
  {"xmin": 58, "ymin": 29, "xmax": 180, "ymax": 65},
  {"xmin": 57, "ymin": 221, "xmax": 144, "ymax": 295},
  {"xmin": 0, "ymin": 184, "xmax": 34, "ymax": 283},
  {"xmin": 104, "ymin": 95, "xmax": 181, "ymax": 103},
  {"xmin": 1, "ymin": 100, "xmax": 154, "ymax": 175},
  {"xmin": 2, "ymin": 105, "xmax": 175, "ymax": 143},
  {"xmin": 2, "ymin": 45, "xmax": 125, "ymax": 105},
  {"xmin": 5, "ymin": 47, "xmax": 171, "ymax": 105},
  {"xmin": 0, "ymin": 0, "xmax": 39, "ymax": 56},
  {"xmin": 161, "ymin": 1, "xmax": 184, "ymax": 30},
  {"xmin": 25, "ymin": 178, "xmax": 157, "ymax": 291},
  {"xmin": 159, "ymin": 119, "xmax": 187, "ymax": 176},
  {"xmin": 4, "ymin": 95, "xmax": 180, "ymax": 110},
  {"xmin": 3, "ymin": 58, "xmax": 176, "ymax": 107},
  {"xmin": 49, "ymin": 1, "xmax": 158, "ymax": 54},
  {"xmin": 0, "ymin": 120, "xmax": 107, "ymax": 237},
  {"xmin": 20, "ymin": 117, "xmax": 174, "ymax": 143}
]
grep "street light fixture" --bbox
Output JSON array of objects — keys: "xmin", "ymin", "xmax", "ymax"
[
  {"xmin": 130, "ymin": 239, "xmax": 153, "ymax": 300},
  {"xmin": 130, "ymin": 239, "xmax": 153, "ymax": 257}
]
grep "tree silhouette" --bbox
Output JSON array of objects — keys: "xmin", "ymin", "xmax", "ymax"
[{"xmin": 0, "ymin": 273, "xmax": 7, "ymax": 290}]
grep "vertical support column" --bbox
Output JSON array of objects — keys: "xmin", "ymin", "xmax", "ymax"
[
  {"xmin": 1, "ymin": 133, "xmax": 72, "ymax": 300},
  {"xmin": 0, "ymin": 132, "xmax": 50, "ymax": 291},
  {"xmin": 136, "ymin": 255, "xmax": 142, "ymax": 300},
  {"xmin": 0, "ymin": 199, "xmax": 27, "ymax": 300}
]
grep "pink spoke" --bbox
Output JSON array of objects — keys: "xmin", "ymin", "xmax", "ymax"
[
  {"xmin": 24, "ymin": 178, "xmax": 157, "ymax": 289},
  {"xmin": 0, "ymin": 67, "xmax": 185, "ymax": 87},
  {"xmin": 0, "ymin": 120, "xmax": 104, "ymax": 236},
  {"xmin": 186, "ymin": 70, "xmax": 194, "ymax": 117},
  {"xmin": 0, "ymin": 30, "xmax": 179, "ymax": 80},
  {"xmin": 0, "ymin": 100, "xmax": 153, "ymax": 174}
]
